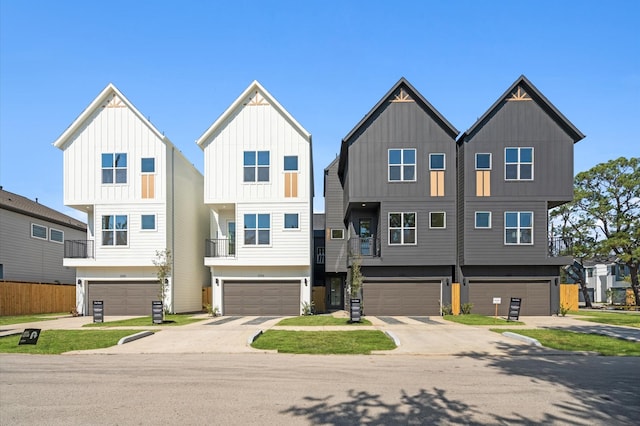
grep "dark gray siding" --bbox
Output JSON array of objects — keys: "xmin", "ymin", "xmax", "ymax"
[
  {"xmin": 324, "ymin": 159, "xmax": 347, "ymax": 273},
  {"xmin": 0, "ymin": 208, "xmax": 86, "ymax": 284}
]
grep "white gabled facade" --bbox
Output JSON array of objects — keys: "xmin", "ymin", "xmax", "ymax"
[
  {"xmin": 54, "ymin": 84, "xmax": 209, "ymax": 315},
  {"xmin": 197, "ymin": 81, "xmax": 313, "ymax": 315}
]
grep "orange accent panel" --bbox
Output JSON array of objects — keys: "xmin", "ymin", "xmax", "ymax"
[
  {"xmin": 142, "ymin": 174, "xmax": 155, "ymax": 199},
  {"xmin": 476, "ymin": 171, "xmax": 490, "ymax": 197},
  {"xmin": 451, "ymin": 283, "xmax": 460, "ymax": 315},
  {"xmin": 483, "ymin": 171, "xmax": 490, "ymax": 196},
  {"xmin": 430, "ymin": 171, "xmax": 444, "ymax": 197},
  {"xmin": 285, "ymin": 172, "xmax": 298, "ymax": 198}
]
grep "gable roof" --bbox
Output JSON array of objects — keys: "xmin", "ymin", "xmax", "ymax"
[
  {"xmin": 338, "ymin": 77, "xmax": 459, "ymax": 179},
  {"xmin": 53, "ymin": 83, "xmax": 169, "ymax": 150},
  {"xmin": 459, "ymin": 75, "xmax": 585, "ymax": 143},
  {"xmin": 195, "ymin": 80, "xmax": 311, "ymax": 148},
  {"xmin": 0, "ymin": 188, "xmax": 86, "ymax": 231}
]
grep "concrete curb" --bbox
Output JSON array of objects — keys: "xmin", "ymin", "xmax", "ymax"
[
  {"xmin": 502, "ymin": 331, "xmax": 541, "ymax": 346},
  {"xmin": 117, "ymin": 331, "xmax": 154, "ymax": 345},
  {"xmin": 384, "ymin": 330, "xmax": 401, "ymax": 347},
  {"xmin": 248, "ymin": 330, "xmax": 263, "ymax": 345}
]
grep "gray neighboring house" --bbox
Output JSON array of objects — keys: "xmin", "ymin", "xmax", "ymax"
[
  {"xmin": 336, "ymin": 78, "xmax": 459, "ymax": 316},
  {"xmin": 457, "ymin": 75, "xmax": 585, "ymax": 316},
  {"xmin": 0, "ymin": 187, "xmax": 87, "ymax": 284}
]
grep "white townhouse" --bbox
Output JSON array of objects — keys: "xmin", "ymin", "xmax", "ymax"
[
  {"xmin": 196, "ymin": 81, "xmax": 313, "ymax": 315},
  {"xmin": 54, "ymin": 84, "xmax": 209, "ymax": 316}
]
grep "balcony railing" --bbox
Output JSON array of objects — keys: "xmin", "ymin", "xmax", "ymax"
[
  {"xmin": 348, "ymin": 236, "xmax": 381, "ymax": 258},
  {"xmin": 549, "ymin": 236, "xmax": 572, "ymax": 257},
  {"xmin": 205, "ymin": 238, "xmax": 235, "ymax": 258},
  {"xmin": 64, "ymin": 240, "xmax": 94, "ymax": 258}
]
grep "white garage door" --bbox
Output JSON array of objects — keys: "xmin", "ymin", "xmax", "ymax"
[
  {"xmin": 223, "ymin": 281, "xmax": 300, "ymax": 316},
  {"xmin": 88, "ymin": 281, "xmax": 159, "ymax": 316},
  {"xmin": 364, "ymin": 281, "xmax": 442, "ymax": 316}
]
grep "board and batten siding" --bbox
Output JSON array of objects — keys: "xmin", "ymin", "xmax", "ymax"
[
  {"xmin": 0, "ymin": 208, "xmax": 86, "ymax": 284},
  {"xmin": 61, "ymin": 104, "xmax": 167, "ymax": 206},
  {"xmin": 203, "ymin": 103, "xmax": 311, "ymax": 204},
  {"xmin": 324, "ymin": 158, "xmax": 347, "ymax": 273}
]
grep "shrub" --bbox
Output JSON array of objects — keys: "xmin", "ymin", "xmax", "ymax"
[
  {"xmin": 301, "ymin": 301, "xmax": 315, "ymax": 316},
  {"xmin": 461, "ymin": 303, "xmax": 473, "ymax": 315},
  {"xmin": 441, "ymin": 304, "xmax": 453, "ymax": 315}
]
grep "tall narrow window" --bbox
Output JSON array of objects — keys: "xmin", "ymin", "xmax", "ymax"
[
  {"xmin": 102, "ymin": 153, "xmax": 127, "ymax": 184},
  {"xmin": 388, "ymin": 149, "xmax": 416, "ymax": 182},
  {"xmin": 476, "ymin": 153, "xmax": 492, "ymax": 196},
  {"xmin": 389, "ymin": 212, "xmax": 416, "ymax": 245},
  {"xmin": 429, "ymin": 153, "xmax": 445, "ymax": 196},
  {"xmin": 102, "ymin": 215, "xmax": 128, "ymax": 246},
  {"xmin": 505, "ymin": 148, "xmax": 533, "ymax": 180},
  {"xmin": 244, "ymin": 214, "xmax": 270, "ymax": 245},
  {"xmin": 244, "ymin": 151, "xmax": 270, "ymax": 182},
  {"xmin": 504, "ymin": 212, "xmax": 533, "ymax": 245},
  {"xmin": 141, "ymin": 158, "xmax": 155, "ymax": 199},
  {"xmin": 284, "ymin": 155, "xmax": 298, "ymax": 197}
]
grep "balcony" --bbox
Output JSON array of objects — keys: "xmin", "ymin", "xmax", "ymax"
[
  {"xmin": 348, "ymin": 236, "xmax": 381, "ymax": 258},
  {"xmin": 205, "ymin": 238, "xmax": 235, "ymax": 258},
  {"xmin": 64, "ymin": 240, "xmax": 94, "ymax": 259},
  {"xmin": 548, "ymin": 236, "xmax": 572, "ymax": 257}
]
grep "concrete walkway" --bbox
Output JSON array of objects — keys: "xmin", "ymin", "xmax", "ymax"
[{"xmin": 1, "ymin": 312, "xmax": 638, "ymax": 355}]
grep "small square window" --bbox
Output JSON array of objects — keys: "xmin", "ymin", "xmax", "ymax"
[
  {"xmin": 31, "ymin": 223, "xmax": 47, "ymax": 240},
  {"xmin": 330, "ymin": 229, "xmax": 344, "ymax": 239},
  {"xmin": 141, "ymin": 215, "xmax": 156, "ymax": 230},
  {"xmin": 284, "ymin": 156, "xmax": 298, "ymax": 171},
  {"xmin": 429, "ymin": 153, "xmax": 445, "ymax": 170},
  {"xmin": 475, "ymin": 212, "xmax": 491, "ymax": 229},
  {"xmin": 476, "ymin": 153, "xmax": 492, "ymax": 170},
  {"xmin": 141, "ymin": 158, "xmax": 155, "ymax": 173},
  {"xmin": 429, "ymin": 212, "xmax": 446, "ymax": 229},
  {"xmin": 284, "ymin": 213, "xmax": 299, "ymax": 229},
  {"xmin": 50, "ymin": 228, "xmax": 64, "ymax": 243}
]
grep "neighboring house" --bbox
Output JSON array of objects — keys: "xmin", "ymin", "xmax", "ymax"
[
  {"xmin": 336, "ymin": 78, "xmax": 460, "ymax": 316},
  {"xmin": 323, "ymin": 156, "xmax": 348, "ymax": 311},
  {"xmin": 0, "ymin": 187, "xmax": 86, "ymax": 284},
  {"xmin": 457, "ymin": 75, "xmax": 585, "ymax": 316},
  {"xmin": 583, "ymin": 259, "xmax": 631, "ymax": 303},
  {"xmin": 53, "ymin": 84, "xmax": 209, "ymax": 316},
  {"xmin": 196, "ymin": 81, "xmax": 313, "ymax": 316}
]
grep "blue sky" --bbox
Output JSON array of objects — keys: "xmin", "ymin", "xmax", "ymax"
[{"xmin": 1, "ymin": 0, "xmax": 638, "ymax": 219}]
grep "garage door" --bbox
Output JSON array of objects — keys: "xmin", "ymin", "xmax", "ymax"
[
  {"xmin": 363, "ymin": 281, "xmax": 441, "ymax": 316},
  {"xmin": 223, "ymin": 281, "xmax": 300, "ymax": 316},
  {"xmin": 88, "ymin": 281, "xmax": 159, "ymax": 316},
  {"xmin": 468, "ymin": 281, "xmax": 551, "ymax": 316}
]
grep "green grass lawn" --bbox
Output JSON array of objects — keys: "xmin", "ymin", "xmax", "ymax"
[
  {"xmin": 0, "ymin": 330, "xmax": 140, "ymax": 354},
  {"xmin": 571, "ymin": 310, "xmax": 640, "ymax": 328},
  {"xmin": 494, "ymin": 328, "xmax": 640, "ymax": 356},
  {"xmin": 83, "ymin": 314, "xmax": 205, "ymax": 327},
  {"xmin": 251, "ymin": 330, "xmax": 396, "ymax": 354},
  {"xmin": 276, "ymin": 316, "xmax": 372, "ymax": 326},
  {"xmin": 0, "ymin": 313, "xmax": 69, "ymax": 327},
  {"xmin": 444, "ymin": 314, "xmax": 524, "ymax": 326}
]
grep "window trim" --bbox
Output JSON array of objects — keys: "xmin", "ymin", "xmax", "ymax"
[
  {"xmin": 388, "ymin": 148, "xmax": 417, "ymax": 182},
  {"xmin": 330, "ymin": 229, "xmax": 344, "ymax": 240},
  {"xmin": 141, "ymin": 157, "xmax": 155, "ymax": 174},
  {"xmin": 504, "ymin": 147, "xmax": 534, "ymax": 181},
  {"xmin": 283, "ymin": 213, "xmax": 300, "ymax": 230},
  {"xmin": 49, "ymin": 228, "xmax": 64, "ymax": 243},
  {"xmin": 475, "ymin": 153, "xmax": 492, "ymax": 170},
  {"xmin": 243, "ymin": 213, "xmax": 271, "ymax": 246},
  {"xmin": 504, "ymin": 211, "xmax": 534, "ymax": 245},
  {"xmin": 284, "ymin": 155, "xmax": 299, "ymax": 172},
  {"xmin": 31, "ymin": 223, "xmax": 48, "ymax": 240},
  {"xmin": 474, "ymin": 212, "xmax": 492, "ymax": 229},
  {"xmin": 429, "ymin": 212, "xmax": 446, "ymax": 229},
  {"xmin": 101, "ymin": 214, "xmax": 129, "ymax": 247},
  {"xmin": 388, "ymin": 212, "xmax": 417, "ymax": 245},
  {"xmin": 429, "ymin": 153, "xmax": 446, "ymax": 171},
  {"xmin": 141, "ymin": 214, "xmax": 157, "ymax": 231},
  {"xmin": 243, "ymin": 150, "xmax": 270, "ymax": 183},
  {"xmin": 101, "ymin": 152, "xmax": 128, "ymax": 184}
]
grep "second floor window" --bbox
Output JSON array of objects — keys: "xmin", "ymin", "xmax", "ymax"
[
  {"xmin": 244, "ymin": 151, "xmax": 270, "ymax": 182},
  {"xmin": 141, "ymin": 214, "xmax": 156, "ymax": 231},
  {"xmin": 389, "ymin": 212, "xmax": 416, "ymax": 245},
  {"xmin": 102, "ymin": 153, "xmax": 127, "ymax": 184},
  {"xmin": 244, "ymin": 213, "xmax": 270, "ymax": 245},
  {"xmin": 316, "ymin": 247, "xmax": 325, "ymax": 264},
  {"xmin": 102, "ymin": 215, "xmax": 128, "ymax": 246},
  {"xmin": 330, "ymin": 229, "xmax": 344, "ymax": 239},
  {"xmin": 388, "ymin": 149, "xmax": 416, "ymax": 182},
  {"xmin": 505, "ymin": 148, "xmax": 533, "ymax": 180},
  {"xmin": 284, "ymin": 213, "xmax": 299, "ymax": 229},
  {"xmin": 505, "ymin": 212, "xmax": 533, "ymax": 245},
  {"xmin": 476, "ymin": 153, "xmax": 492, "ymax": 170},
  {"xmin": 429, "ymin": 153, "xmax": 445, "ymax": 170}
]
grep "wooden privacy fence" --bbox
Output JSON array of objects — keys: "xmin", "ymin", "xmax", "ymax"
[
  {"xmin": 202, "ymin": 287, "xmax": 212, "ymax": 308},
  {"xmin": 560, "ymin": 283, "xmax": 579, "ymax": 311},
  {"xmin": 0, "ymin": 281, "xmax": 76, "ymax": 316}
]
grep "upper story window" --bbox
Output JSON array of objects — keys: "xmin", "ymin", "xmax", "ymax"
[
  {"xmin": 244, "ymin": 213, "xmax": 270, "ymax": 245},
  {"xmin": 102, "ymin": 215, "xmax": 128, "ymax": 246},
  {"xmin": 429, "ymin": 153, "xmax": 445, "ymax": 170},
  {"xmin": 330, "ymin": 229, "xmax": 344, "ymax": 239},
  {"xmin": 504, "ymin": 212, "xmax": 533, "ymax": 245},
  {"xmin": 475, "ymin": 212, "xmax": 492, "ymax": 229},
  {"xmin": 389, "ymin": 212, "xmax": 416, "ymax": 245},
  {"xmin": 284, "ymin": 213, "xmax": 299, "ymax": 229},
  {"xmin": 102, "ymin": 153, "xmax": 127, "ymax": 184},
  {"xmin": 388, "ymin": 149, "xmax": 416, "ymax": 182},
  {"xmin": 505, "ymin": 148, "xmax": 533, "ymax": 180},
  {"xmin": 284, "ymin": 156, "xmax": 298, "ymax": 171},
  {"xmin": 244, "ymin": 151, "xmax": 270, "ymax": 182},
  {"xmin": 141, "ymin": 158, "xmax": 155, "ymax": 173},
  {"xmin": 49, "ymin": 228, "xmax": 64, "ymax": 243},
  {"xmin": 31, "ymin": 223, "xmax": 48, "ymax": 240},
  {"xmin": 141, "ymin": 214, "xmax": 156, "ymax": 231},
  {"xmin": 429, "ymin": 212, "xmax": 446, "ymax": 229},
  {"xmin": 476, "ymin": 153, "xmax": 492, "ymax": 170},
  {"xmin": 141, "ymin": 158, "xmax": 156, "ymax": 199},
  {"xmin": 316, "ymin": 247, "xmax": 325, "ymax": 264}
]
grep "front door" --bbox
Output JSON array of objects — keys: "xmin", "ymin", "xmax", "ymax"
[
  {"xmin": 328, "ymin": 276, "xmax": 344, "ymax": 310},
  {"xmin": 227, "ymin": 221, "xmax": 236, "ymax": 256},
  {"xmin": 359, "ymin": 218, "xmax": 372, "ymax": 256}
]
